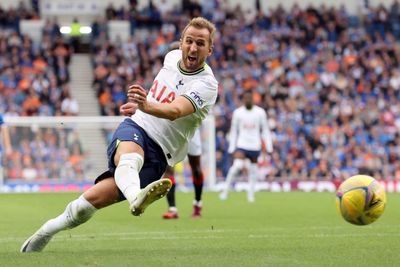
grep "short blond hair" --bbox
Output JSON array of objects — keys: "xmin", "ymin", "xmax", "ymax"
[{"xmin": 181, "ymin": 17, "xmax": 216, "ymax": 47}]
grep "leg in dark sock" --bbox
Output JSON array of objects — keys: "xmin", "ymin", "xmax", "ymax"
[
  {"xmin": 193, "ymin": 173, "xmax": 203, "ymax": 202},
  {"xmin": 189, "ymin": 155, "xmax": 203, "ymax": 218},
  {"xmin": 189, "ymin": 155, "xmax": 203, "ymax": 202},
  {"xmin": 162, "ymin": 166, "xmax": 179, "ymax": 219},
  {"xmin": 166, "ymin": 182, "xmax": 176, "ymax": 207}
]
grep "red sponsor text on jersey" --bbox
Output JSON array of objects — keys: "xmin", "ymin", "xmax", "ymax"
[{"xmin": 149, "ymin": 80, "xmax": 176, "ymax": 103}]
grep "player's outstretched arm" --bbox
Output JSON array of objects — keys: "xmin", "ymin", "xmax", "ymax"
[
  {"xmin": 128, "ymin": 84, "xmax": 195, "ymax": 121},
  {"xmin": 261, "ymin": 111, "xmax": 273, "ymax": 154},
  {"xmin": 227, "ymin": 111, "xmax": 238, "ymax": 154}
]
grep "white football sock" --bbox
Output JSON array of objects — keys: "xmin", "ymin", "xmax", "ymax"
[
  {"xmin": 193, "ymin": 200, "xmax": 202, "ymax": 207},
  {"xmin": 221, "ymin": 159, "xmax": 244, "ymax": 198},
  {"xmin": 168, "ymin": 206, "xmax": 178, "ymax": 212},
  {"xmin": 248, "ymin": 163, "xmax": 258, "ymax": 202},
  {"xmin": 40, "ymin": 195, "xmax": 97, "ymax": 236},
  {"xmin": 114, "ymin": 153, "xmax": 143, "ymax": 205}
]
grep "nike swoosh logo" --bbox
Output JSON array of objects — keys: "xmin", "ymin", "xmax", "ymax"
[{"xmin": 22, "ymin": 240, "xmax": 31, "ymax": 252}]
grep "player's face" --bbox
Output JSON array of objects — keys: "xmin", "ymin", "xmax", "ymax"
[
  {"xmin": 243, "ymin": 93, "xmax": 253, "ymax": 109},
  {"xmin": 180, "ymin": 26, "xmax": 212, "ymax": 71}
]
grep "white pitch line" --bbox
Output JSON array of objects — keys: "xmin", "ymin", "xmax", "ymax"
[
  {"xmin": 3, "ymin": 225, "xmax": 400, "ymax": 243},
  {"xmin": 51, "ymin": 235, "xmax": 224, "ymax": 242},
  {"xmin": 0, "ymin": 234, "xmax": 224, "ymax": 243},
  {"xmin": 70, "ymin": 229, "xmax": 235, "ymax": 237},
  {"xmin": 249, "ymin": 232, "xmax": 400, "ymax": 238},
  {"xmin": 0, "ymin": 229, "xmax": 235, "ymax": 243}
]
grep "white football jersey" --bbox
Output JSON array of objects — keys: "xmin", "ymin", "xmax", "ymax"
[
  {"xmin": 132, "ymin": 50, "xmax": 218, "ymax": 166},
  {"xmin": 228, "ymin": 105, "xmax": 273, "ymax": 153}
]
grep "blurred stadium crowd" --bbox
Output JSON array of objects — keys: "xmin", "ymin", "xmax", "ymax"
[{"xmin": 2, "ymin": 0, "xmax": 400, "ymax": 183}]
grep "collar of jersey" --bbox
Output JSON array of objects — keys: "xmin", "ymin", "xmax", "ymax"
[{"xmin": 177, "ymin": 60, "xmax": 205, "ymax": 75}]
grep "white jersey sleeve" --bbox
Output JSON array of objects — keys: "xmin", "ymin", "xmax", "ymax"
[
  {"xmin": 228, "ymin": 109, "xmax": 239, "ymax": 154},
  {"xmin": 183, "ymin": 79, "xmax": 217, "ymax": 111},
  {"xmin": 260, "ymin": 110, "xmax": 273, "ymax": 153}
]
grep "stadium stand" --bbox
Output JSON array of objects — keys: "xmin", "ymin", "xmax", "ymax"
[
  {"xmin": 2, "ymin": 0, "xmax": 400, "ymax": 186},
  {"xmin": 0, "ymin": 4, "xmax": 87, "ymax": 181},
  {"xmin": 92, "ymin": 0, "xmax": 400, "ymax": 183}
]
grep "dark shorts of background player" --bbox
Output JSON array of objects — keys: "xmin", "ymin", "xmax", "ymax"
[
  {"xmin": 95, "ymin": 118, "xmax": 168, "ymax": 201},
  {"xmin": 236, "ymin": 148, "xmax": 261, "ymax": 162}
]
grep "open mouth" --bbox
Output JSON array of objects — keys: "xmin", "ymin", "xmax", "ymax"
[{"xmin": 188, "ymin": 56, "xmax": 197, "ymax": 62}]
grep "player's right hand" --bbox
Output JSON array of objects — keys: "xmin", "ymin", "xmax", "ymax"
[
  {"xmin": 127, "ymin": 84, "xmax": 147, "ymax": 104},
  {"xmin": 127, "ymin": 84, "xmax": 148, "ymax": 112},
  {"xmin": 119, "ymin": 102, "xmax": 138, "ymax": 116}
]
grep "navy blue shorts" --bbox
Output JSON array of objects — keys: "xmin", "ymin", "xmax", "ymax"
[
  {"xmin": 95, "ymin": 119, "xmax": 167, "ymax": 200},
  {"xmin": 236, "ymin": 148, "xmax": 261, "ymax": 162}
]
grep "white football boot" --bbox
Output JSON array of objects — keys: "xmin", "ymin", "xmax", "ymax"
[
  {"xmin": 20, "ymin": 229, "xmax": 53, "ymax": 253},
  {"xmin": 131, "ymin": 178, "xmax": 171, "ymax": 216},
  {"xmin": 219, "ymin": 191, "xmax": 228, "ymax": 200},
  {"xmin": 247, "ymin": 193, "xmax": 255, "ymax": 203}
]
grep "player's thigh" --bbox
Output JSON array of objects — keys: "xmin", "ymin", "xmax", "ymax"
[
  {"xmin": 108, "ymin": 119, "xmax": 146, "ymax": 167},
  {"xmin": 83, "ymin": 177, "xmax": 123, "ymax": 209},
  {"xmin": 233, "ymin": 150, "xmax": 246, "ymax": 160},
  {"xmin": 114, "ymin": 141, "xmax": 144, "ymax": 166},
  {"xmin": 249, "ymin": 157, "xmax": 258, "ymax": 164}
]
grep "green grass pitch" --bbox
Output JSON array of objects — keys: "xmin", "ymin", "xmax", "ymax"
[{"xmin": 1, "ymin": 192, "xmax": 400, "ymax": 266}]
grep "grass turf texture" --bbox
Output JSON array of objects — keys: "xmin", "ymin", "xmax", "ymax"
[{"xmin": 1, "ymin": 192, "xmax": 400, "ymax": 266}]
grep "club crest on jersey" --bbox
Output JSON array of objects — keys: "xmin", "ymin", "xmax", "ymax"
[
  {"xmin": 149, "ymin": 80, "xmax": 176, "ymax": 103},
  {"xmin": 176, "ymin": 79, "xmax": 184, "ymax": 90},
  {"xmin": 189, "ymin": 91, "xmax": 204, "ymax": 107}
]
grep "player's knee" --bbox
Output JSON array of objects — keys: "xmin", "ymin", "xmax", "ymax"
[
  {"xmin": 117, "ymin": 153, "xmax": 144, "ymax": 172},
  {"xmin": 229, "ymin": 159, "xmax": 244, "ymax": 175},
  {"xmin": 249, "ymin": 162, "xmax": 258, "ymax": 170},
  {"xmin": 233, "ymin": 159, "xmax": 245, "ymax": 169}
]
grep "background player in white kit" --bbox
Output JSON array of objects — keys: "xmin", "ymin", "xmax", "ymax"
[
  {"xmin": 219, "ymin": 90, "xmax": 273, "ymax": 202},
  {"xmin": 21, "ymin": 17, "xmax": 218, "ymax": 253},
  {"xmin": 162, "ymin": 128, "xmax": 204, "ymax": 219}
]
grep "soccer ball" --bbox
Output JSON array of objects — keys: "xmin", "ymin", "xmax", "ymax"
[{"xmin": 336, "ymin": 175, "xmax": 386, "ymax": 225}]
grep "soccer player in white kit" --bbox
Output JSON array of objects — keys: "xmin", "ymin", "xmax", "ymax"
[
  {"xmin": 219, "ymin": 90, "xmax": 273, "ymax": 202},
  {"xmin": 120, "ymin": 42, "xmax": 206, "ymax": 219},
  {"xmin": 161, "ymin": 40, "xmax": 206, "ymax": 219},
  {"xmin": 21, "ymin": 17, "xmax": 218, "ymax": 253}
]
